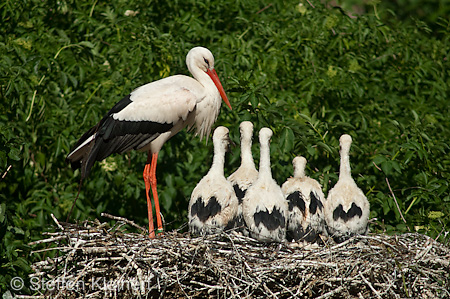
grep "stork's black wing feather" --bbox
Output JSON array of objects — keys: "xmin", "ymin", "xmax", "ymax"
[{"xmin": 67, "ymin": 94, "xmax": 173, "ymax": 178}]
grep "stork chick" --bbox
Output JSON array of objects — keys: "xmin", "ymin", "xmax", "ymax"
[
  {"xmin": 242, "ymin": 128, "xmax": 288, "ymax": 242},
  {"xmin": 189, "ymin": 126, "xmax": 238, "ymax": 235},
  {"xmin": 282, "ymin": 156, "xmax": 325, "ymax": 243},
  {"xmin": 227, "ymin": 121, "xmax": 258, "ymax": 228},
  {"xmin": 324, "ymin": 134, "xmax": 370, "ymax": 243}
]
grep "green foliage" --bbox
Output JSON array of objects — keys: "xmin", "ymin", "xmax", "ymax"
[{"xmin": 1, "ymin": 0, "xmax": 449, "ymax": 294}]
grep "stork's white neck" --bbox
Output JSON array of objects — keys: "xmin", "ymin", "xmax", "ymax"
[
  {"xmin": 339, "ymin": 144, "xmax": 352, "ymax": 180},
  {"xmin": 293, "ymin": 164, "xmax": 305, "ymax": 178},
  {"xmin": 293, "ymin": 157, "xmax": 307, "ymax": 178},
  {"xmin": 208, "ymin": 140, "xmax": 226, "ymax": 177},
  {"xmin": 241, "ymin": 135, "xmax": 256, "ymax": 168},
  {"xmin": 258, "ymin": 137, "xmax": 272, "ymax": 179},
  {"xmin": 190, "ymin": 66, "xmax": 213, "ymax": 89}
]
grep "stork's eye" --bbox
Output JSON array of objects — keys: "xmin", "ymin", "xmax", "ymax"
[{"xmin": 203, "ymin": 58, "xmax": 209, "ymax": 66}]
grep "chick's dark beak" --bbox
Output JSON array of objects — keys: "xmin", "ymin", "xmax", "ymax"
[{"xmin": 228, "ymin": 137, "xmax": 236, "ymax": 153}]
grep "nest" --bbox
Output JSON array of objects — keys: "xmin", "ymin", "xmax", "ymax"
[{"xmin": 24, "ymin": 214, "xmax": 449, "ymax": 299}]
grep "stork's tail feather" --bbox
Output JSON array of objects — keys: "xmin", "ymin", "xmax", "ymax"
[{"xmin": 66, "ymin": 124, "xmax": 99, "ymax": 179}]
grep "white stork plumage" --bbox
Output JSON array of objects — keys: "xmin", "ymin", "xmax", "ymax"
[
  {"xmin": 324, "ymin": 134, "xmax": 370, "ymax": 243},
  {"xmin": 227, "ymin": 121, "xmax": 258, "ymax": 229},
  {"xmin": 281, "ymin": 156, "xmax": 325, "ymax": 243},
  {"xmin": 242, "ymin": 128, "xmax": 288, "ymax": 242},
  {"xmin": 188, "ymin": 126, "xmax": 238, "ymax": 235},
  {"xmin": 66, "ymin": 46, "xmax": 231, "ymax": 238}
]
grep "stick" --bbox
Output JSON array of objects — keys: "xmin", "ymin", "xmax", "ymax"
[
  {"xmin": 305, "ymin": 0, "xmax": 315, "ymax": 8},
  {"xmin": 51, "ymin": 213, "xmax": 65, "ymax": 231},
  {"xmin": 101, "ymin": 212, "xmax": 146, "ymax": 232},
  {"xmin": 256, "ymin": 3, "xmax": 273, "ymax": 14},
  {"xmin": 359, "ymin": 271, "xmax": 382, "ymax": 299},
  {"xmin": 29, "ymin": 235, "xmax": 67, "ymax": 246},
  {"xmin": 66, "ymin": 178, "xmax": 83, "ymax": 222},
  {"xmin": 373, "ymin": 161, "xmax": 409, "ymax": 231},
  {"xmin": 316, "ymin": 286, "xmax": 344, "ymax": 299},
  {"xmin": 1, "ymin": 165, "xmax": 12, "ymax": 179},
  {"xmin": 385, "ymin": 177, "xmax": 409, "ymax": 229}
]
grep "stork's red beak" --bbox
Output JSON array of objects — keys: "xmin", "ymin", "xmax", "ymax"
[{"xmin": 207, "ymin": 69, "xmax": 232, "ymax": 110}]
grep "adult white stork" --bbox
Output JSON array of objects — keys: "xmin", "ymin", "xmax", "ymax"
[
  {"xmin": 66, "ymin": 46, "xmax": 231, "ymax": 238},
  {"xmin": 281, "ymin": 156, "xmax": 325, "ymax": 243},
  {"xmin": 242, "ymin": 128, "xmax": 288, "ymax": 242},
  {"xmin": 188, "ymin": 126, "xmax": 238, "ymax": 235},
  {"xmin": 227, "ymin": 121, "xmax": 258, "ymax": 228},
  {"xmin": 324, "ymin": 134, "xmax": 370, "ymax": 243}
]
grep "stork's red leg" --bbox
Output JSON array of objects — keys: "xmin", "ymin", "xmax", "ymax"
[
  {"xmin": 143, "ymin": 152, "xmax": 156, "ymax": 238},
  {"xmin": 149, "ymin": 152, "xmax": 164, "ymax": 235}
]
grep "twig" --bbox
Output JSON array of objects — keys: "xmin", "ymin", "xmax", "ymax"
[
  {"xmin": 385, "ymin": 177, "xmax": 409, "ymax": 229},
  {"xmin": 31, "ymin": 246, "xmax": 70, "ymax": 254},
  {"xmin": 1, "ymin": 165, "xmax": 12, "ymax": 179},
  {"xmin": 101, "ymin": 212, "xmax": 146, "ymax": 232},
  {"xmin": 359, "ymin": 271, "xmax": 382, "ymax": 299},
  {"xmin": 356, "ymin": 235, "xmax": 401, "ymax": 253},
  {"xmin": 191, "ymin": 280, "xmax": 225, "ymax": 290},
  {"xmin": 305, "ymin": 0, "xmax": 315, "ymax": 8},
  {"xmin": 66, "ymin": 178, "xmax": 83, "ymax": 222},
  {"xmin": 51, "ymin": 213, "xmax": 65, "ymax": 231},
  {"xmin": 29, "ymin": 235, "xmax": 67, "ymax": 246},
  {"xmin": 373, "ymin": 161, "xmax": 409, "ymax": 230},
  {"xmin": 256, "ymin": 3, "xmax": 272, "ymax": 14},
  {"xmin": 316, "ymin": 286, "xmax": 344, "ymax": 299},
  {"xmin": 372, "ymin": 161, "xmax": 382, "ymax": 171}
]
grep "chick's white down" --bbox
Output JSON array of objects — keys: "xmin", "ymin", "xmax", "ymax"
[
  {"xmin": 188, "ymin": 126, "xmax": 238, "ymax": 235},
  {"xmin": 282, "ymin": 156, "xmax": 326, "ymax": 243},
  {"xmin": 242, "ymin": 127, "xmax": 288, "ymax": 242},
  {"xmin": 324, "ymin": 134, "xmax": 370, "ymax": 243},
  {"xmin": 227, "ymin": 121, "xmax": 259, "ymax": 228}
]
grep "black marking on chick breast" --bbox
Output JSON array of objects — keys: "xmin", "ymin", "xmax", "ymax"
[
  {"xmin": 190, "ymin": 196, "xmax": 222, "ymax": 222},
  {"xmin": 287, "ymin": 191, "xmax": 306, "ymax": 213},
  {"xmin": 332, "ymin": 202, "xmax": 362, "ymax": 222},
  {"xmin": 253, "ymin": 207, "xmax": 286, "ymax": 231},
  {"xmin": 233, "ymin": 184, "xmax": 246, "ymax": 204},
  {"xmin": 309, "ymin": 191, "xmax": 323, "ymax": 215}
]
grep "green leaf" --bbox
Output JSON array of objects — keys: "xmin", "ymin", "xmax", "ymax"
[
  {"xmin": 7, "ymin": 226, "xmax": 25, "ymax": 235},
  {"xmin": 79, "ymin": 41, "xmax": 95, "ymax": 48},
  {"xmin": 279, "ymin": 127, "xmax": 294, "ymax": 155},
  {"xmin": 8, "ymin": 148, "xmax": 21, "ymax": 161},
  {"xmin": 381, "ymin": 161, "xmax": 392, "ymax": 176}
]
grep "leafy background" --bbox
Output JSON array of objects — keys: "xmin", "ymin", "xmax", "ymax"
[{"xmin": 1, "ymin": 0, "xmax": 449, "ymax": 294}]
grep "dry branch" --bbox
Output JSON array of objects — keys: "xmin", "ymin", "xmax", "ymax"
[{"xmin": 23, "ymin": 217, "xmax": 450, "ymax": 299}]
